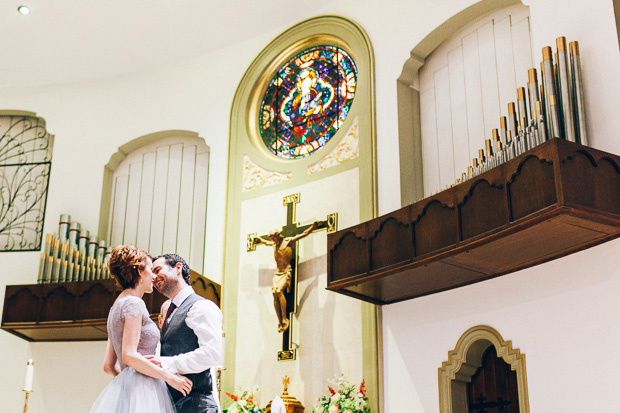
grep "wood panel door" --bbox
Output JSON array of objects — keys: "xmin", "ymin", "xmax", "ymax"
[
  {"xmin": 419, "ymin": 4, "xmax": 533, "ymax": 194},
  {"xmin": 107, "ymin": 135, "xmax": 209, "ymax": 273},
  {"xmin": 467, "ymin": 346, "xmax": 519, "ymax": 413}
]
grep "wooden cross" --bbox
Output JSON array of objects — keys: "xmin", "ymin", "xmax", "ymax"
[{"xmin": 247, "ymin": 193, "xmax": 337, "ymax": 361}]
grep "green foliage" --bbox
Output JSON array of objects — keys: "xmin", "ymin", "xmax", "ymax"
[
  {"xmin": 222, "ymin": 386, "xmax": 265, "ymax": 413},
  {"xmin": 312, "ymin": 374, "xmax": 370, "ymax": 413}
]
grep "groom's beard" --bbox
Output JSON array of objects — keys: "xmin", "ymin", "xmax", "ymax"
[{"xmin": 157, "ymin": 278, "xmax": 177, "ymax": 298}]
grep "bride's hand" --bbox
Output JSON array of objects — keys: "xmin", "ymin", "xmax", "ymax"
[{"xmin": 165, "ymin": 373, "xmax": 193, "ymax": 396}]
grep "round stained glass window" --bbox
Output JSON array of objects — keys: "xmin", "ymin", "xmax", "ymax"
[{"xmin": 259, "ymin": 46, "xmax": 357, "ymax": 159}]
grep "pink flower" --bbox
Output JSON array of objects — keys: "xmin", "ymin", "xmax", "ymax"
[
  {"xmin": 229, "ymin": 408, "xmax": 239, "ymax": 413},
  {"xmin": 330, "ymin": 393, "xmax": 341, "ymax": 402},
  {"xmin": 329, "ymin": 404, "xmax": 340, "ymax": 413},
  {"xmin": 344, "ymin": 410, "xmax": 353, "ymax": 413}
]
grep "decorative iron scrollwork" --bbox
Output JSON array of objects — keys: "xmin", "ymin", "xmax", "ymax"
[{"xmin": 0, "ymin": 114, "xmax": 54, "ymax": 251}]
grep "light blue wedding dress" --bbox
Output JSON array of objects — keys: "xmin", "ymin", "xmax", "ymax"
[{"xmin": 90, "ymin": 295, "xmax": 176, "ymax": 412}]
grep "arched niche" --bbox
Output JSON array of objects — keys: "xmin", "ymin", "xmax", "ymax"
[
  {"xmin": 223, "ymin": 15, "xmax": 380, "ymax": 413},
  {"xmin": 397, "ymin": 0, "xmax": 523, "ymax": 206},
  {"xmin": 612, "ymin": 0, "xmax": 620, "ymax": 49},
  {"xmin": 439, "ymin": 325, "xmax": 529, "ymax": 413},
  {"xmin": 0, "ymin": 110, "xmax": 54, "ymax": 251},
  {"xmin": 98, "ymin": 130, "xmax": 210, "ymax": 273}
]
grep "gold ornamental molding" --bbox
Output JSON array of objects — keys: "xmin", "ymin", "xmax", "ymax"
[
  {"xmin": 438, "ymin": 325, "xmax": 529, "ymax": 413},
  {"xmin": 308, "ymin": 116, "xmax": 359, "ymax": 174},
  {"xmin": 225, "ymin": 15, "xmax": 379, "ymax": 412},
  {"xmin": 243, "ymin": 155, "xmax": 292, "ymax": 191}
]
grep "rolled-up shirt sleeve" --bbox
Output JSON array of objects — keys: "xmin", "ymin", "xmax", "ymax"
[{"xmin": 160, "ymin": 299, "xmax": 223, "ymax": 374}]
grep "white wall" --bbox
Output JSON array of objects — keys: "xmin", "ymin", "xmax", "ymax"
[
  {"xmin": 1, "ymin": 0, "xmax": 619, "ymax": 411},
  {"xmin": 382, "ymin": 0, "xmax": 620, "ymax": 412},
  {"xmin": 384, "ymin": 237, "xmax": 620, "ymax": 412}
]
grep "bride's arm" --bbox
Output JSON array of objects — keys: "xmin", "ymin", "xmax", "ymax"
[
  {"xmin": 122, "ymin": 314, "xmax": 193, "ymax": 396},
  {"xmin": 103, "ymin": 339, "xmax": 120, "ymax": 377}
]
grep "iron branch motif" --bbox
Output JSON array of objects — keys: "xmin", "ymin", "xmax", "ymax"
[
  {"xmin": 0, "ymin": 115, "xmax": 53, "ymax": 251},
  {"xmin": 0, "ymin": 117, "xmax": 53, "ymax": 164}
]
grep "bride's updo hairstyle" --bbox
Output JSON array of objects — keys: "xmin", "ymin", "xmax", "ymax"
[{"xmin": 108, "ymin": 245, "xmax": 150, "ymax": 290}]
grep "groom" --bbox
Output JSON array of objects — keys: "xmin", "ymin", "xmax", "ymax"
[{"xmin": 148, "ymin": 253, "xmax": 223, "ymax": 413}]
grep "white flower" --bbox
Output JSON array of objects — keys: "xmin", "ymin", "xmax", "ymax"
[
  {"xmin": 330, "ymin": 393, "xmax": 340, "ymax": 402},
  {"xmin": 238, "ymin": 400, "xmax": 247, "ymax": 407},
  {"xmin": 357, "ymin": 392, "xmax": 364, "ymax": 398}
]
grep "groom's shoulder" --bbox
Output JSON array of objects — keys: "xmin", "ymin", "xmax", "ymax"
[
  {"xmin": 190, "ymin": 294, "xmax": 222, "ymax": 315},
  {"xmin": 192, "ymin": 294, "xmax": 219, "ymax": 309},
  {"xmin": 187, "ymin": 293, "xmax": 212, "ymax": 309},
  {"xmin": 187, "ymin": 292, "xmax": 204, "ymax": 302}
]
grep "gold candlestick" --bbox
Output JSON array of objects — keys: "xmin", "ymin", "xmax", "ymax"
[
  {"xmin": 23, "ymin": 389, "xmax": 32, "ymax": 413},
  {"xmin": 266, "ymin": 375, "xmax": 305, "ymax": 413}
]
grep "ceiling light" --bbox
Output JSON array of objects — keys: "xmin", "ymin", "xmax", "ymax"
[{"xmin": 17, "ymin": 6, "xmax": 30, "ymax": 15}]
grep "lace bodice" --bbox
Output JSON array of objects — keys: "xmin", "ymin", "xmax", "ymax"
[{"xmin": 107, "ymin": 295, "xmax": 160, "ymax": 370}]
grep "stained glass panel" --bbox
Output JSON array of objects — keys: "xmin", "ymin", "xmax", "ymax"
[{"xmin": 259, "ymin": 46, "xmax": 357, "ymax": 159}]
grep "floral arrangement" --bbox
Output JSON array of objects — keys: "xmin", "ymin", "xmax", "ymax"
[
  {"xmin": 222, "ymin": 386, "xmax": 265, "ymax": 413},
  {"xmin": 312, "ymin": 374, "xmax": 370, "ymax": 413}
]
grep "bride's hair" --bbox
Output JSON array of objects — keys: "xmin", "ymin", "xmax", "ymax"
[{"xmin": 108, "ymin": 245, "xmax": 151, "ymax": 290}]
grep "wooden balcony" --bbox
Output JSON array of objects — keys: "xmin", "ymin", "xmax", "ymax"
[
  {"xmin": 327, "ymin": 138, "xmax": 620, "ymax": 304},
  {"xmin": 1, "ymin": 270, "xmax": 220, "ymax": 341}
]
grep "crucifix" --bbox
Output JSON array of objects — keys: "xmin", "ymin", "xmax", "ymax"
[{"xmin": 247, "ymin": 192, "xmax": 337, "ymax": 361}]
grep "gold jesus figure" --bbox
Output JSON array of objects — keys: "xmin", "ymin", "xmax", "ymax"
[{"xmin": 254, "ymin": 221, "xmax": 321, "ymax": 332}]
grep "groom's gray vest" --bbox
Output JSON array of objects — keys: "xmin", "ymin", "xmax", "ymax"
[{"xmin": 161, "ymin": 293, "xmax": 212, "ymax": 401}]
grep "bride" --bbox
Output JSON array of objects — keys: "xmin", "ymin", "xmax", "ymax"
[{"xmin": 90, "ymin": 245, "xmax": 192, "ymax": 412}]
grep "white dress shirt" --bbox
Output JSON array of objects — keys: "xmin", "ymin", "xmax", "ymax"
[{"xmin": 160, "ymin": 285, "xmax": 223, "ymax": 375}]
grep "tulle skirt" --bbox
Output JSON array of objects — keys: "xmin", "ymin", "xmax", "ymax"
[{"xmin": 90, "ymin": 367, "xmax": 176, "ymax": 413}]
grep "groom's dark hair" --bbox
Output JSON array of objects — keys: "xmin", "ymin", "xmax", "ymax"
[{"xmin": 154, "ymin": 253, "xmax": 191, "ymax": 284}]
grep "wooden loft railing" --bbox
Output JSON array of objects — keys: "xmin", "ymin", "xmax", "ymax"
[
  {"xmin": 1, "ymin": 270, "xmax": 220, "ymax": 342},
  {"xmin": 327, "ymin": 138, "xmax": 620, "ymax": 304}
]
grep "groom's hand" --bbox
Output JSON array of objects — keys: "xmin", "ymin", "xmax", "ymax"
[{"xmin": 145, "ymin": 355, "xmax": 162, "ymax": 367}]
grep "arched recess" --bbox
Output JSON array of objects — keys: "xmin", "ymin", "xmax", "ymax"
[
  {"xmin": 228, "ymin": 15, "xmax": 376, "ymax": 203},
  {"xmin": 612, "ymin": 0, "xmax": 620, "ymax": 49},
  {"xmin": 397, "ymin": 0, "xmax": 523, "ymax": 206},
  {"xmin": 0, "ymin": 110, "xmax": 54, "ymax": 251},
  {"xmin": 223, "ymin": 15, "xmax": 379, "ymax": 413},
  {"xmin": 439, "ymin": 325, "xmax": 529, "ymax": 413},
  {"xmin": 98, "ymin": 130, "xmax": 210, "ymax": 273}
]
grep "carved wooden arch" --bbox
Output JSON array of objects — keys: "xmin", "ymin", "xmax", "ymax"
[
  {"xmin": 439, "ymin": 325, "xmax": 529, "ymax": 413},
  {"xmin": 507, "ymin": 155, "xmax": 556, "ymax": 221}
]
